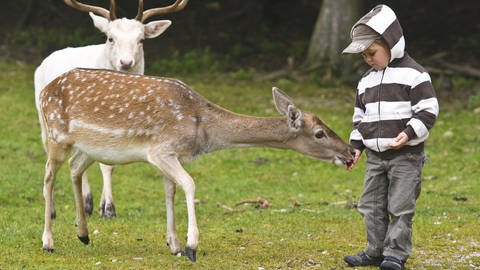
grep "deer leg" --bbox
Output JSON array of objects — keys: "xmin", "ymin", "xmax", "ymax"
[
  {"xmin": 69, "ymin": 150, "xmax": 94, "ymax": 245},
  {"xmin": 39, "ymin": 119, "xmax": 57, "ymax": 219},
  {"xmin": 99, "ymin": 163, "xmax": 116, "ymax": 218},
  {"xmin": 148, "ymin": 154, "xmax": 198, "ymax": 262},
  {"xmin": 42, "ymin": 157, "xmax": 63, "ymax": 252},
  {"xmin": 50, "ymin": 185, "xmax": 57, "ymax": 219},
  {"xmin": 163, "ymin": 176, "xmax": 182, "ymax": 256},
  {"xmin": 81, "ymin": 171, "xmax": 93, "ymax": 216}
]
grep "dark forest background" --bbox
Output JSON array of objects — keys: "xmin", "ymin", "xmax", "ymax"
[{"xmin": 1, "ymin": 0, "xmax": 479, "ymax": 84}]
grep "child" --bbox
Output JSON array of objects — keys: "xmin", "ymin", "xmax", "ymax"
[{"xmin": 341, "ymin": 4, "xmax": 439, "ymax": 270}]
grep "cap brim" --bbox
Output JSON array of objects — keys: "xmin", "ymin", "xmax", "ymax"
[{"xmin": 342, "ymin": 38, "xmax": 376, "ymax": 54}]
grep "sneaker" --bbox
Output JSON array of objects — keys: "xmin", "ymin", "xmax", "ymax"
[
  {"xmin": 380, "ymin": 256, "xmax": 405, "ymax": 270},
  {"xmin": 344, "ymin": 251, "xmax": 383, "ymax": 267}
]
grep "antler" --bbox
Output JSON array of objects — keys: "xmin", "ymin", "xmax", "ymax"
[
  {"xmin": 64, "ymin": 0, "xmax": 117, "ymax": 21},
  {"xmin": 135, "ymin": 0, "xmax": 189, "ymax": 22}
]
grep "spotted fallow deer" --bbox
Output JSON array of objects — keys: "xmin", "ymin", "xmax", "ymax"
[
  {"xmin": 35, "ymin": 0, "xmax": 188, "ymax": 218},
  {"xmin": 39, "ymin": 68, "xmax": 354, "ymax": 262}
]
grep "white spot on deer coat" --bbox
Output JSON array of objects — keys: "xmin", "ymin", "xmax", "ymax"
[{"xmin": 189, "ymin": 116, "xmax": 197, "ymax": 123}]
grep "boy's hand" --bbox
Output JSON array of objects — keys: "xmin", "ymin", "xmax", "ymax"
[
  {"xmin": 347, "ymin": 149, "xmax": 362, "ymax": 170},
  {"xmin": 389, "ymin": 132, "xmax": 409, "ymax": 149}
]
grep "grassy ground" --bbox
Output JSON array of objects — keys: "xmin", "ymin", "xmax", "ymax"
[{"xmin": 0, "ymin": 62, "xmax": 479, "ymax": 269}]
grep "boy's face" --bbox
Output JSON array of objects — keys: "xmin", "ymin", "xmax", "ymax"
[{"xmin": 362, "ymin": 42, "xmax": 390, "ymax": 70}]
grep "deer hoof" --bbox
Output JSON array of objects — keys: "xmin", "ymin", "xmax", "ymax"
[
  {"xmin": 84, "ymin": 193, "xmax": 93, "ymax": 216},
  {"xmin": 78, "ymin": 235, "xmax": 90, "ymax": 245},
  {"xmin": 173, "ymin": 250, "xmax": 183, "ymax": 257},
  {"xmin": 100, "ymin": 202, "xmax": 116, "ymax": 218},
  {"xmin": 185, "ymin": 247, "xmax": 196, "ymax": 262},
  {"xmin": 43, "ymin": 247, "xmax": 55, "ymax": 253}
]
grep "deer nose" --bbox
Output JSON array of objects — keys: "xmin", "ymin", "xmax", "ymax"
[{"xmin": 120, "ymin": 59, "xmax": 133, "ymax": 70}]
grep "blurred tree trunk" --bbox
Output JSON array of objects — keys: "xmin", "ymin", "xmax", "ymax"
[
  {"xmin": 303, "ymin": 0, "xmax": 362, "ymax": 80},
  {"xmin": 15, "ymin": 0, "xmax": 34, "ymax": 29}
]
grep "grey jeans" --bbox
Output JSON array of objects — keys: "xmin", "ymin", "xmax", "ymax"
[{"xmin": 358, "ymin": 149, "xmax": 424, "ymax": 261}]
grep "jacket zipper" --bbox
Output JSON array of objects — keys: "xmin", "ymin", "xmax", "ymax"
[{"xmin": 376, "ymin": 68, "xmax": 386, "ymax": 152}]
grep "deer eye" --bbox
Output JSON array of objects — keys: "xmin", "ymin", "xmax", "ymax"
[{"xmin": 314, "ymin": 130, "xmax": 325, "ymax": 139}]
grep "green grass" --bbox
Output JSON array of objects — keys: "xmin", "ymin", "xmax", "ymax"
[{"xmin": 0, "ymin": 62, "xmax": 479, "ymax": 269}]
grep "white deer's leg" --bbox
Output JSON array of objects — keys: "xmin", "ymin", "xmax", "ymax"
[
  {"xmin": 99, "ymin": 163, "xmax": 116, "ymax": 218},
  {"xmin": 148, "ymin": 154, "xmax": 198, "ymax": 262},
  {"xmin": 69, "ymin": 151, "xmax": 94, "ymax": 245},
  {"xmin": 163, "ymin": 176, "xmax": 182, "ymax": 255},
  {"xmin": 81, "ymin": 171, "xmax": 93, "ymax": 216},
  {"xmin": 42, "ymin": 157, "xmax": 62, "ymax": 252}
]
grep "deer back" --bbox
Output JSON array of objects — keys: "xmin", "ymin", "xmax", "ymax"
[{"xmin": 40, "ymin": 69, "xmax": 215, "ymax": 150}]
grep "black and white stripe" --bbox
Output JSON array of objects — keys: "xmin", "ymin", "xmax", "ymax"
[
  {"xmin": 349, "ymin": 5, "xmax": 439, "ymax": 154},
  {"xmin": 352, "ymin": 4, "xmax": 405, "ymax": 62}
]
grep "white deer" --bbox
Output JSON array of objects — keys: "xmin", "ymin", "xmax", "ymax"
[
  {"xmin": 34, "ymin": 0, "xmax": 188, "ymax": 218},
  {"xmin": 39, "ymin": 68, "xmax": 354, "ymax": 262}
]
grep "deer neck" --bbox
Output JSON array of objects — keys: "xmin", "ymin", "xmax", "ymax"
[{"xmin": 205, "ymin": 110, "xmax": 293, "ymax": 151}]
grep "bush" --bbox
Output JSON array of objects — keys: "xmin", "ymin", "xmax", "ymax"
[
  {"xmin": 12, "ymin": 27, "xmax": 101, "ymax": 53},
  {"xmin": 468, "ymin": 92, "xmax": 480, "ymax": 109},
  {"xmin": 148, "ymin": 48, "xmax": 226, "ymax": 77},
  {"xmin": 229, "ymin": 68, "xmax": 255, "ymax": 81}
]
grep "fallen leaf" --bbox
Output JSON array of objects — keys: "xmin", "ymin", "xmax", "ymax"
[
  {"xmin": 236, "ymin": 197, "xmax": 270, "ymax": 208},
  {"xmin": 443, "ymin": 130, "xmax": 454, "ymax": 138}
]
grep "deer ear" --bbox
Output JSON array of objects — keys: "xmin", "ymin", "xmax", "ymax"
[
  {"xmin": 272, "ymin": 87, "xmax": 295, "ymax": 116},
  {"xmin": 287, "ymin": 105, "xmax": 303, "ymax": 131},
  {"xmin": 89, "ymin": 12, "xmax": 110, "ymax": 33},
  {"xmin": 144, "ymin": 20, "xmax": 172, "ymax": 39}
]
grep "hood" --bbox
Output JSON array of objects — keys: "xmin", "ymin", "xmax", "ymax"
[{"xmin": 351, "ymin": 4, "xmax": 405, "ymax": 62}]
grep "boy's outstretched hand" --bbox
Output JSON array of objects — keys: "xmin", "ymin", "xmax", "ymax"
[
  {"xmin": 347, "ymin": 149, "xmax": 362, "ymax": 170},
  {"xmin": 389, "ymin": 131, "xmax": 409, "ymax": 149},
  {"xmin": 347, "ymin": 131, "xmax": 409, "ymax": 170}
]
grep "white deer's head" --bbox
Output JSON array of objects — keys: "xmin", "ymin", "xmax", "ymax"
[{"xmin": 64, "ymin": 0, "xmax": 188, "ymax": 72}]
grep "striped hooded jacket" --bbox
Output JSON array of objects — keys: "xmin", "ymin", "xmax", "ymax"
[{"xmin": 349, "ymin": 4, "xmax": 439, "ymax": 157}]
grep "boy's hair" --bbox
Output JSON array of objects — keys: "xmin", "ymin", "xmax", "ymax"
[{"xmin": 372, "ymin": 38, "xmax": 390, "ymax": 53}]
